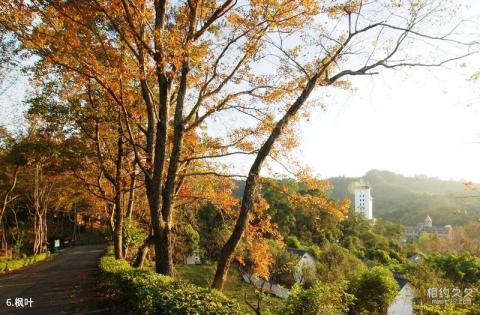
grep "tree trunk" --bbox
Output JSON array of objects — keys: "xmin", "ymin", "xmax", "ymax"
[
  {"xmin": 43, "ymin": 209, "xmax": 48, "ymax": 253},
  {"xmin": 32, "ymin": 164, "xmax": 45, "ymax": 255},
  {"xmin": 33, "ymin": 211, "xmax": 45, "ymax": 254},
  {"xmin": 1, "ymin": 226, "xmax": 7, "ymax": 257},
  {"xmin": 152, "ymin": 59, "xmax": 189, "ymax": 275},
  {"xmin": 126, "ymin": 169, "xmax": 136, "ymax": 220},
  {"xmin": 0, "ymin": 165, "xmax": 19, "ymax": 226},
  {"xmin": 106, "ymin": 204, "xmax": 115, "ymax": 236},
  {"xmin": 211, "ymin": 174, "xmax": 259, "ymax": 290},
  {"xmin": 33, "ymin": 214, "xmax": 37, "ymax": 254},
  {"xmin": 72, "ymin": 208, "xmax": 78, "ymax": 241},
  {"xmin": 133, "ymin": 234, "xmax": 154, "ymax": 267},
  {"xmin": 211, "ymin": 73, "xmax": 320, "ymax": 290},
  {"xmin": 145, "ymin": 178, "xmax": 169, "ymax": 274},
  {"xmin": 113, "ymin": 194, "xmax": 124, "ymax": 259},
  {"xmin": 112, "ymin": 119, "xmax": 125, "ymax": 260},
  {"xmin": 157, "ymin": 225, "xmax": 173, "ymax": 274}
]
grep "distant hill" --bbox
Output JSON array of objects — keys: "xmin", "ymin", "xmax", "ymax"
[
  {"xmin": 233, "ymin": 170, "xmax": 480, "ymax": 226},
  {"xmin": 328, "ymin": 170, "xmax": 480, "ymax": 226}
]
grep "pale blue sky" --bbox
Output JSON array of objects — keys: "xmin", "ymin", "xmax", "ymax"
[{"xmin": 299, "ymin": 1, "xmax": 480, "ymax": 182}]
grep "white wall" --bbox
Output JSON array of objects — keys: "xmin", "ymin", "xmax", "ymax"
[
  {"xmin": 241, "ymin": 252, "xmax": 317, "ymax": 299},
  {"xmin": 242, "ymin": 273, "xmax": 289, "ymax": 299},
  {"xmin": 294, "ymin": 253, "xmax": 317, "ymax": 283},
  {"xmin": 185, "ymin": 252, "xmax": 201, "ymax": 264},
  {"xmin": 387, "ymin": 283, "xmax": 415, "ymax": 315},
  {"xmin": 355, "ymin": 188, "xmax": 373, "ymax": 219}
]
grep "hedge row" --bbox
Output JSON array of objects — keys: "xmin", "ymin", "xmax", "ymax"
[
  {"xmin": 0, "ymin": 252, "xmax": 50, "ymax": 272},
  {"xmin": 99, "ymin": 249, "xmax": 241, "ymax": 315}
]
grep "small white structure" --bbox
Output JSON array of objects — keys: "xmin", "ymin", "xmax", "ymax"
[
  {"xmin": 388, "ymin": 278, "xmax": 416, "ymax": 315},
  {"xmin": 355, "ymin": 185, "xmax": 373, "ymax": 220},
  {"xmin": 242, "ymin": 273, "xmax": 289, "ymax": 299},
  {"xmin": 407, "ymin": 254, "xmax": 422, "ymax": 263},
  {"xmin": 185, "ymin": 251, "xmax": 201, "ymax": 265},
  {"xmin": 287, "ymin": 248, "xmax": 317, "ymax": 284},
  {"xmin": 423, "ymin": 215, "xmax": 432, "ymax": 227},
  {"xmin": 240, "ymin": 248, "xmax": 317, "ymax": 299}
]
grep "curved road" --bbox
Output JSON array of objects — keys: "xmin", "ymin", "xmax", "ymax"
[{"xmin": 0, "ymin": 244, "xmax": 111, "ymax": 314}]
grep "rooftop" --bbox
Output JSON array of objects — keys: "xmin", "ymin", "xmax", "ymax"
[
  {"xmin": 287, "ymin": 248, "xmax": 308, "ymax": 257},
  {"xmin": 393, "ymin": 273, "xmax": 409, "ymax": 289},
  {"xmin": 355, "ymin": 185, "xmax": 371, "ymax": 190}
]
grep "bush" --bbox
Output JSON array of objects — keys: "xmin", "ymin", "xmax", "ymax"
[
  {"xmin": 99, "ymin": 247, "xmax": 241, "ymax": 315},
  {"xmin": 281, "ymin": 281, "xmax": 354, "ymax": 315},
  {"xmin": 351, "ymin": 266, "xmax": 399, "ymax": 314},
  {"xmin": 285, "ymin": 235, "xmax": 302, "ymax": 249},
  {"xmin": 426, "ymin": 252, "xmax": 480, "ymax": 286},
  {"xmin": 0, "ymin": 252, "xmax": 50, "ymax": 272},
  {"xmin": 317, "ymin": 243, "xmax": 366, "ymax": 284},
  {"xmin": 268, "ymin": 245, "xmax": 298, "ymax": 287},
  {"xmin": 366, "ymin": 248, "xmax": 394, "ymax": 265},
  {"xmin": 123, "ymin": 219, "xmax": 146, "ymax": 250}
]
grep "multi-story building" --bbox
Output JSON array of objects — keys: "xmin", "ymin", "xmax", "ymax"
[{"xmin": 354, "ymin": 185, "xmax": 373, "ymax": 220}]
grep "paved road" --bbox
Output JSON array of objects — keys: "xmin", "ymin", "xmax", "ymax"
[{"xmin": 0, "ymin": 244, "xmax": 111, "ymax": 315}]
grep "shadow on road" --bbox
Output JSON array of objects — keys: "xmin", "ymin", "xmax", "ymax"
[{"xmin": 0, "ymin": 244, "xmax": 113, "ymax": 314}]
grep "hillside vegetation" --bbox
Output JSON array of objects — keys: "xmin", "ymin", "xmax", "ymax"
[
  {"xmin": 235, "ymin": 170, "xmax": 480, "ymax": 226},
  {"xmin": 328, "ymin": 170, "xmax": 480, "ymax": 226}
]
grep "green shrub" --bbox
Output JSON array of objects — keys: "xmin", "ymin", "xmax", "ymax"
[
  {"xmin": 99, "ymin": 247, "xmax": 241, "ymax": 314},
  {"xmin": 0, "ymin": 252, "xmax": 50, "ymax": 272},
  {"xmin": 366, "ymin": 248, "xmax": 393, "ymax": 265},
  {"xmin": 33, "ymin": 253, "xmax": 48, "ymax": 262},
  {"xmin": 317, "ymin": 243, "xmax": 367, "ymax": 284},
  {"xmin": 6, "ymin": 260, "xmax": 24, "ymax": 271},
  {"xmin": 426, "ymin": 252, "xmax": 480, "ymax": 286},
  {"xmin": 285, "ymin": 235, "xmax": 302, "ymax": 249},
  {"xmin": 281, "ymin": 281, "xmax": 354, "ymax": 315},
  {"xmin": 123, "ymin": 219, "xmax": 146, "ymax": 250},
  {"xmin": 351, "ymin": 266, "xmax": 399, "ymax": 314}
]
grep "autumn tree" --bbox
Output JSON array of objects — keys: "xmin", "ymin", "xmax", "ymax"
[
  {"xmin": 0, "ymin": 123, "xmax": 49, "ymax": 255},
  {"xmin": 0, "ymin": 129, "xmax": 21, "ymax": 229},
  {"xmin": 0, "ymin": 0, "xmax": 475, "ymax": 282},
  {"xmin": 0, "ymin": 0, "xmax": 319, "ymax": 274},
  {"xmin": 210, "ymin": 0, "xmax": 476, "ymax": 290},
  {"xmin": 0, "ymin": 116, "xmax": 93, "ymax": 255},
  {"xmin": 261, "ymin": 178, "xmax": 350, "ymax": 244},
  {"xmin": 0, "ymin": 24, "xmax": 19, "ymax": 98},
  {"xmin": 28, "ymin": 81, "xmax": 141, "ymax": 259}
]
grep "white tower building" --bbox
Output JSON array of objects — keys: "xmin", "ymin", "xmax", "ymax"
[{"xmin": 354, "ymin": 185, "xmax": 373, "ymax": 220}]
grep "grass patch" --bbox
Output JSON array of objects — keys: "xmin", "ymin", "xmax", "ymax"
[{"xmin": 175, "ymin": 264, "xmax": 285, "ymax": 314}]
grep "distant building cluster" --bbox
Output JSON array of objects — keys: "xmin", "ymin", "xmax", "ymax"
[
  {"xmin": 352, "ymin": 185, "xmax": 452, "ymax": 242},
  {"xmin": 354, "ymin": 185, "xmax": 373, "ymax": 220},
  {"xmin": 405, "ymin": 216, "xmax": 452, "ymax": 241}
]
